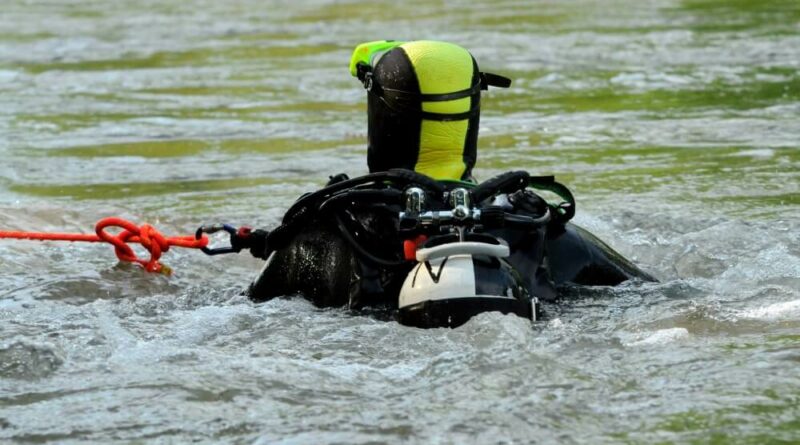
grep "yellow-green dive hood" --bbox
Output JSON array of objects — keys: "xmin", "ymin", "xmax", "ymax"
[{"xmin": 350, "ymin": 40, "xmax": 511, "ymax": 181}]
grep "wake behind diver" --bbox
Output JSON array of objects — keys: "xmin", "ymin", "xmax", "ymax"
[{"xmin": 228, "ymin": 40, "xmax": 655, "ymax": 328}]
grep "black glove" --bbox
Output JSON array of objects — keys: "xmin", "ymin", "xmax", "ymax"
[{"xmin": 326, "ymin": 173, "xmax": 350, "ymax": 186}]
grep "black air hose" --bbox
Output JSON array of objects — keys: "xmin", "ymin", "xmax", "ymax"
[
  {"xmin": 470, "ymin": 171, "xmax": 530, "ymax": 203},
  {"xmin": 283, "ymin": 169, "xmax": 443, "ymax": 221}
]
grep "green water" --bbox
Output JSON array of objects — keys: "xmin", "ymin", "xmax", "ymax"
[{"xmin": 1, "ymin": 0, "xmax": 799, "ymax": 444}]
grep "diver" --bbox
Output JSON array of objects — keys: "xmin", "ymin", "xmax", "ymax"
[{"xmin": 232, "ymin": 40, "xmax": 655, "ymax": 328}]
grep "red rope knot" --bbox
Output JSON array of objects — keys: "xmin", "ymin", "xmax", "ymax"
[{"xmin": 95, "ymin": 217, "xmax": 208, "ymax": 274}]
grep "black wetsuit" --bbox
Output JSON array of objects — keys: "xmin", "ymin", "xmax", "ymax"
[{"xmin": 247, "ymin": 173, "xmax": 655, "ymax": 309}]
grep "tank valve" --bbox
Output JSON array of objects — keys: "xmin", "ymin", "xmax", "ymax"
[
  {"xmin": 448, "ymin": 187, "xmax": 470, "ymax": 209},
  {"xmin": 404, "ymin": 187, "xmax": 426, "ymax": 216}
]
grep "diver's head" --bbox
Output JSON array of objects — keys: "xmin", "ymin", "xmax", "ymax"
[{"xmin": 350, "ymin": 40, "xmax": 511, "ymax": 181}]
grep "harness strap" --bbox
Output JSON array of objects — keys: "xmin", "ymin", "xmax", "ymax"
[{"xmin": 357, "ymin": 62, "xmax": 511, "ymax": 122}]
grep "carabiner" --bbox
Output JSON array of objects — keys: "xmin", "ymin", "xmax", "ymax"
[{"xmin": 195, "ymin": 224, "xmax": 242, "ymax": 256}]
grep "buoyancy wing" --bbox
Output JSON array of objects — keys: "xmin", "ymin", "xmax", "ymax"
[{"xmin": 545, "ymin": 223, "xmax": 657, "ymax": 286}]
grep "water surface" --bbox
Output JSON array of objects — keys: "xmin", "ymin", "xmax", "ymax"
[{"xmin": 1, "ymin": 0, "xmax": 799, "ymax": 443}]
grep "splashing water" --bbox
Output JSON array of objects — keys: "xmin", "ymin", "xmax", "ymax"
[{"xmin": 1, "ymin": 0, "xmax": 799, "ymax": 443}]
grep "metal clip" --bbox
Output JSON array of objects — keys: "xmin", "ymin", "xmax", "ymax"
[{"xmin": 195, "ymin": 224, "xmax": 242, "ymax": 256}]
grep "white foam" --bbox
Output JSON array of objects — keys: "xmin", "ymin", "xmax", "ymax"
[
  {"xmin": 624, "ymin": 328, "xmax": 689, "ymax": 347},
  {"xmin": 731, "ymin": 148, "xmax": 775, "ymax": 158},
  {"xmin": 738, "ymin": 299, "xmax": 800, "ymax": 320},
  {"xmin": 0, "ymin": 69, "xmax": 20, "ymax": 83},
  {"xmin": 719, "ymin": 244, "xmax": 800, "ymax": 283}
]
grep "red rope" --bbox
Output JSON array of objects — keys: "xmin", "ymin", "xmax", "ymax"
[{"xmin": 0, "ymin": 217, "xmax": 209, "ymax": 275}]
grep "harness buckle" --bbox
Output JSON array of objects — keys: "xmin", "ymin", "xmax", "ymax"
[{"xmin": 364, "ymin": 72, "xmax": 374, "ymax": 91}]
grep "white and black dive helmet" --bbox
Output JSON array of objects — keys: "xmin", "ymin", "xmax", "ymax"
[
  {"xmin": 395, "ymin": 185, "xmax": 540, "ymax": 329},
  {"xmin": 397, "ymin": 233, "xmax": 536, "ymax": 329}
]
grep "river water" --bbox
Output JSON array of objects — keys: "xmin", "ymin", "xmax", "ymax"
[{"xmin": 1, "ymin": 0, "xmax": 799, "ymax": 443}]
